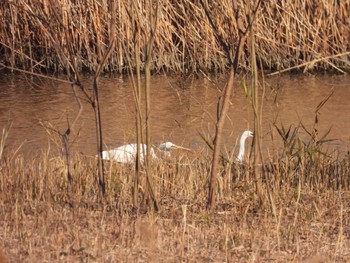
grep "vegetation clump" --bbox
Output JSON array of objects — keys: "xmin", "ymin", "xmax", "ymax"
[
  {"xmin": 0, "ymin": 0, "xmax": 349, "ymax": 73},
  {"xmin": 0, "ymin": 126, "xmax": 349, "ymax": 262}
]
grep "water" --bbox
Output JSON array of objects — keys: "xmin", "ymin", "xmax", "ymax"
[{"xmin": 0, "ymin": 73, "xmax": 349, "ymax": 159}]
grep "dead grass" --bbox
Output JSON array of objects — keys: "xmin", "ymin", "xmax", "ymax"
[
  {"xmin": 0, "ymin": 137, "xmax": 349, "ymax": 262},
  {"xmin": 1, "ymin": 0, "xmax": 349, "ymax": 73}
]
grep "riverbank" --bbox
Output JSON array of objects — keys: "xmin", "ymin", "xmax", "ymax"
[
  {"xmin": 1, "ymin": 0, "xmax": 349, "ymax": 74},
  {"xmin": 0, "ymin": 145, "xmax": 349, "ymax": 262}
]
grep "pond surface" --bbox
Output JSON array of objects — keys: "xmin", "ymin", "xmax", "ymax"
[{"xmin": 0, "ymin": 73, "xmax": 349, "ymax": 159}]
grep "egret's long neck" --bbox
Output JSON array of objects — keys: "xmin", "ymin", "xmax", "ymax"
[{"xmin": 236, "ymin": 135, "xmax": 247, "ymax": 162}]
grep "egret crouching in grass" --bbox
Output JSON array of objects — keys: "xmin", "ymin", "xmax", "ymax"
[
  {"xmin": 101, "ymin": 142, "xmax": 192, "ymax": 164},
  {"xmin": 236, "ymin": 130, "xmax": 253, "ymax": 163}
]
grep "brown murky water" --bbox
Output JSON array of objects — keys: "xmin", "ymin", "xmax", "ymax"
[{"xmin": 0, "ymin": 73, "xmax": 349, "ymax": 159}]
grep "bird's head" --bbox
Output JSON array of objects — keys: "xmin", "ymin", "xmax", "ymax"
[
  {"xmin": 243, "ymin": 130, "xmax": 254, "ymax": 139},
  {"xmin": 159, "ymin": 142, "xmax": 192, "ymax": 152},
  {"xmin": 159, "ymin": 142, "xmax": 175, "ymax": 151}
]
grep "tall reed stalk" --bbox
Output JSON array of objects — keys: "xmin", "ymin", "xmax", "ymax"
[
  {"xmin": 143, "ymin": 0, "xmax": 159, "ymax": 211},
  {"xmin": 123, "ymin": 0, "xmax": 159, "ymax": 210},
  {"xmin": 202, "ymin": 0, "xmax": 261, "ymax": 210},
  {"xmin": 249, "ymin": 0, "xmax": 264, "ymax": 203}
]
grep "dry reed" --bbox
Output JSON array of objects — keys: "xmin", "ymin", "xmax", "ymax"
[
  {"xmin": 1, "ymin": 0, "xmax": 349, "ymax": 73},
  {"xmin": 0, "ymin": 126, "xmax": 350, "ymax": 262}
]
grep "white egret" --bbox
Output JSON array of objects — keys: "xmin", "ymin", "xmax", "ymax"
[
  {"xmin": 236, "ymin": 130, "xmax": 253, "ymax": 163},
  {"xmin": 100, "ymin": 142, "xmax": 192, "ymax": 164}
]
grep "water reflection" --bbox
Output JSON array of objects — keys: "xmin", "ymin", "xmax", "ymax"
[{"xmin": 0, "ymin": 73, "xmax": 349, "ymax": 158}]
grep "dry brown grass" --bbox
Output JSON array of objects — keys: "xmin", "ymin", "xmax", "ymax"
[
  {"xmin": 1, "ymin": 0, "xmax": 349, "ymax": 73},
  {"xmin": 0, "ymin": 131, "xmax": 350, "ymax": 262}
]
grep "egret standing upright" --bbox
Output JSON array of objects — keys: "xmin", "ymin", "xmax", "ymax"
[{"xmin": 236, "ymin": 130, "xmax": 253, "ymax": 163}]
